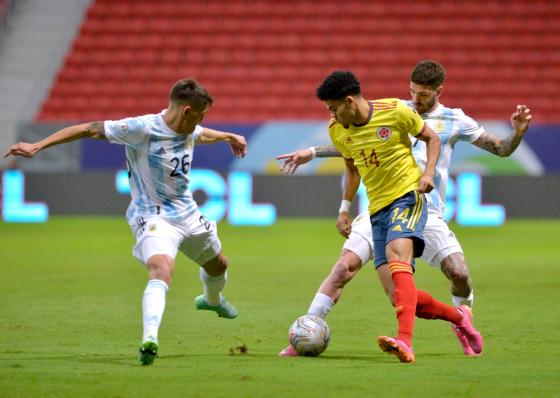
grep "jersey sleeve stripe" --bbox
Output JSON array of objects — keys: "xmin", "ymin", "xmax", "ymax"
[{"xmin": 414, "ymin": 123, "xmax": 426, "ymax": 137}]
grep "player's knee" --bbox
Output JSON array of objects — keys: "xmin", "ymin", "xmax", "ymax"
[
  {"xmin": 147, "ymin": 255, "xmax": 174, "ymax": 284},
  {"xmin": 330, "ymin": 260, "xmax": 357, "ymax": 286},
  {"xmin": 444, "ymin": 267, "xmax": 472, "ymax": 292},
  {"xmin": 442, "ymin": 255, "xmax": 471, "ymax": 284},
  {"xmin": 330, "ymin": 266, "xmax": 349, "ymax": 287},
  {"xmin": 453, "ymin": 268, "xmax": 471, "ymax": 284}
]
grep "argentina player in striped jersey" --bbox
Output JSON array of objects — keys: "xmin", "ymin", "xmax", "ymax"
[
  {"xmin": 276, "ymin": 61, "xmax": 531, "ymax": 357},
  {"xmin": 5, "ymin": 79, "xmax": 247, "ymax": 365}
]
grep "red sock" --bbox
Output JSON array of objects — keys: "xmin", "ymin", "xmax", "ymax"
[
  {"xmin": 416, "ymin": 290, "xmax": 463, "ymax": 324},
  {"xmin": 388, "ymin": 261, "xmax": 417, "ymax": 347}
]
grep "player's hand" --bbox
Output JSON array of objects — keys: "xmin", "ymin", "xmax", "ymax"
[
  {"xmin": 336, "ymin": 212, "xmax": 352, "ymax": 238},
  {"xmin": 228, "ymin": 134, "xmax": 247, "ymax": 158},
  {"xmin": 511, "ymin": 105, "xmax": 532, "ymax": 135},
  {"xmin": 417, "ymin": 175, "xmax": 434, "ymax": 194},
  {"xmin": 276, "ymin": 149, "xmax": 314, "ymax": 175},
  {"xmin": 4, "ymin": 142, "xmax": 39, "ymax": 158}
]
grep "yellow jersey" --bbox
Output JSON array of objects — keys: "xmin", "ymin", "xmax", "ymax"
[{"xmin": 328, "ymin": 98, "xmax": 425, "ymax": 215}]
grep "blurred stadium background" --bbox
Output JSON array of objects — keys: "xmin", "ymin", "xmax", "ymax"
[{"xmin": 0, "ymin": 0, "xmax": 559, "ymax": 222}]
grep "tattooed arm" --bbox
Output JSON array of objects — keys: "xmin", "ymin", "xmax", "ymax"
[
  {"xmin": 4, "ymin": 121, "xmax": 106, "ymax": 158},
  {"xmin": 472, "ymin": 105, "xmax": 532, "ymax": 157},
  {"xmin": 276, "ymin": 144, "xmax": 342, "ymax": 175},
  {"xmin": 314, "ymin": 144, "xmax": 343, "ymax": 158}
]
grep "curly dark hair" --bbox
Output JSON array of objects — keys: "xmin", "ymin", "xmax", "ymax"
[
  {"xmin": 410, "ymin": 60, "xmax": 446, "ymax": 88},
  {"xmin": 316, "ymin": 71, "xmax": 361, "ymax": 101},
  {"xmin": 169, "ymin": 79, "xmax": 213, "ymax": 109}
]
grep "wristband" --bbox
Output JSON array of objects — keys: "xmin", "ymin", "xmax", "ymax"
[
  {"xmin": 339, "ymin": 199, "xmax": 351, "ymax": 213},
  {"xmin": 309, "ymin": 146, "xmax": 317, "ymax": 159}
]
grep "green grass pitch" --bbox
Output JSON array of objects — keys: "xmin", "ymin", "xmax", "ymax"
[{"xmin": 1, "ymin": 217, "xmax": 559, "ymax": 397}]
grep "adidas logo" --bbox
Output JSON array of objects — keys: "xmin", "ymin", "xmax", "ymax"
[
  {"xmin": 154, "ymin": 147, "xmax": 166, "ymax": 155},
  {"xmin": 344, "ymin": 136, "xmax": 353, "ymax": 144},
  {"xmin": 392, "ymin": 225, "xmax": 403, "ymax": 232}
]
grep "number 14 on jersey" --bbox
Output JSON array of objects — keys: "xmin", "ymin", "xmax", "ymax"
[{"xmin": 359, "ymin": 148, "xmax": 380, "ymax": 167}]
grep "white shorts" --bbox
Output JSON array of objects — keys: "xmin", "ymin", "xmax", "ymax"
[
  {"xmin": 343, "ymin": 212, "xmax": 374, "ymax": 266},
  {"xmin": 421, "ymin": 212, "xmax": 463, "ymax": 267},
  {"xmin": 344, "ymin": 211, "xmax": 463, "ymax": 268},
  {"xmin": 131, "ymin": 211, "xmax": 222, "ymax": 266}
]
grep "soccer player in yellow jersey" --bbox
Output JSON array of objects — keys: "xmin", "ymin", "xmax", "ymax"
[{"xmin": 315, "ymin": 71, "xmax": 482, "ymax": 363}]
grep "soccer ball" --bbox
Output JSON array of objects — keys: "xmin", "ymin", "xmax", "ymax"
[{"xmin": 289, "ymin": 315, "xmax": 330, "ymax": 356}]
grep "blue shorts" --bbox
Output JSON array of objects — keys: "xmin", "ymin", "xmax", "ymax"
[{"xmin": 370, "ymin": 190, "xmax": 427, "ymax": 268}]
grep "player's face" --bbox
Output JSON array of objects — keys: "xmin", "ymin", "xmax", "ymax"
[
  {"xmin": 183, "ymin": 103, "xmax": 210, "ymax": 129},
  {"xmin": 324, "ymin": 97, "xmax": 356, "ymax": 129},
  {"xmin": 409, "ymin": 82, "xmax": 442, "ymax": 114}
]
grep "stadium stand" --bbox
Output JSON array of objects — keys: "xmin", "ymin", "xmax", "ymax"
[
  {"xmin": 0, "ymin": 0, "xmax": 91, "ymax": 154},
  {"xmin": 36, "ymin": 0, "xmax": 560, "ymax": 123}
]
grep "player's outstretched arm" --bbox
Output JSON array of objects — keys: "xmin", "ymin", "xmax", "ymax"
[
  {"xmin": 336, "ymin": 157, "xmax": 360, "ymax": 239},
  {"xmin": 196, "ymin": 128, "xmax": 247, "ymax": 158},
  {"xmin": 4, "ymin": 121, "xmax": 106, "ymax": 158},
  {"xmin": 415, "ymin": 124, "xmax": 440, "ymax": 193},
  {"xmin": 276, "ymin": 144, "xmax": 342, "ymax": 175},
  {"xmin": 472, "ymin": 105, "xmax": 532, "ymax": 157}
]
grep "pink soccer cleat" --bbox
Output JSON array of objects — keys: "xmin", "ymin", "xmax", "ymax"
[
  {"xmin": 452, "ymin": 305, "xmax": 483, "ymax": 355},
  {"xmin": 278, "ymin": 344, "xmax": 299, "ymax": 357},
  {"xmin": 453, "ymin": 327, "xmax": 477, "ymax": 356},
  {"xmin": 377, "ymin": 336, "xmax": 415, "ymax": 363}
]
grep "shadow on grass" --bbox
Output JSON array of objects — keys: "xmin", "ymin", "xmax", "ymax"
[
  {"xmin": 1, "ymin": 353, "xmax": 141, "ymax": 367},
  {"xmin": 1, "ymin": 350, "xmax": 466, "ymax": 369}
]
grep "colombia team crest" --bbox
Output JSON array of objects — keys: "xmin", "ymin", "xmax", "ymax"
[{"xmin": 376, "ymin": 126, "xmax": 392, "ymax": 140}]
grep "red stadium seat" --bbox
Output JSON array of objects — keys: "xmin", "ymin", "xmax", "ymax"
[{"xmin": 36, "ymin": 0, "xmax": 560, "ymax": 122}]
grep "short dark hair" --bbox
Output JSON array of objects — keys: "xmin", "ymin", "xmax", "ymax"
[
  {"xmin": 410, "ymin": 60, "xmax": 446, "ymax": 88},
  {"xmin": 316, "ymin": 71, "xmax": 361, "ymax": 101},
  {"xmin": 169, "ymin": 79, "xmax": 213, "ymax": 109}
]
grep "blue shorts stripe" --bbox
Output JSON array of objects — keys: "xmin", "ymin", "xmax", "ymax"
[
  {"xmin": 371, "ymin": 190, "xmax": 427, "ymax": 268},
  {"xmin": 408, "ymin": 191, "xmax": 424, "ymax": 230}
]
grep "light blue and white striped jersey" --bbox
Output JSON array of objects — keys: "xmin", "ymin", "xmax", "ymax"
[
  {"xmin": 409, "ymin": 103, "xmax": 485, "ymax": 215},
  {"xmin": 105, "ymin": 111, "xmax": 203, "ymax": 227}
]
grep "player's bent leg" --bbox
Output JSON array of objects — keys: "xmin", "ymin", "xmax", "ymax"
[
  {"xmin": 195, "ymin": 253, "xmax": 237, "ymax": 319},
  {"xmin": 380, "ymin": 262, "xmax": 479, "ymax": 356},
  {"xmin": 414, "ymin": 290, "xmax": 478, "ymax": 356},
  {"xmin": 440, "ymin": 252, "xmax": 474, "ymax": 307},
  {"xmin": 317, "ymin": 250, "xmax": 363, "ymax": 303}
]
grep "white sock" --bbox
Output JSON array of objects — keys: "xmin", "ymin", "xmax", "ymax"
[
  {"xmin": 307, "ymin": 293, "xmax": 335, "ymax": 318},
  {"xmin": 142, "ymin": 279, "xmax": 168, "ymax": 344},
  {"xmin": 452, "ymin": 289, "xmax": 474, "ymax": 308},
  {"xmin": 200, "ymin": 268, "xmax": 226, "ymax": 306}
]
